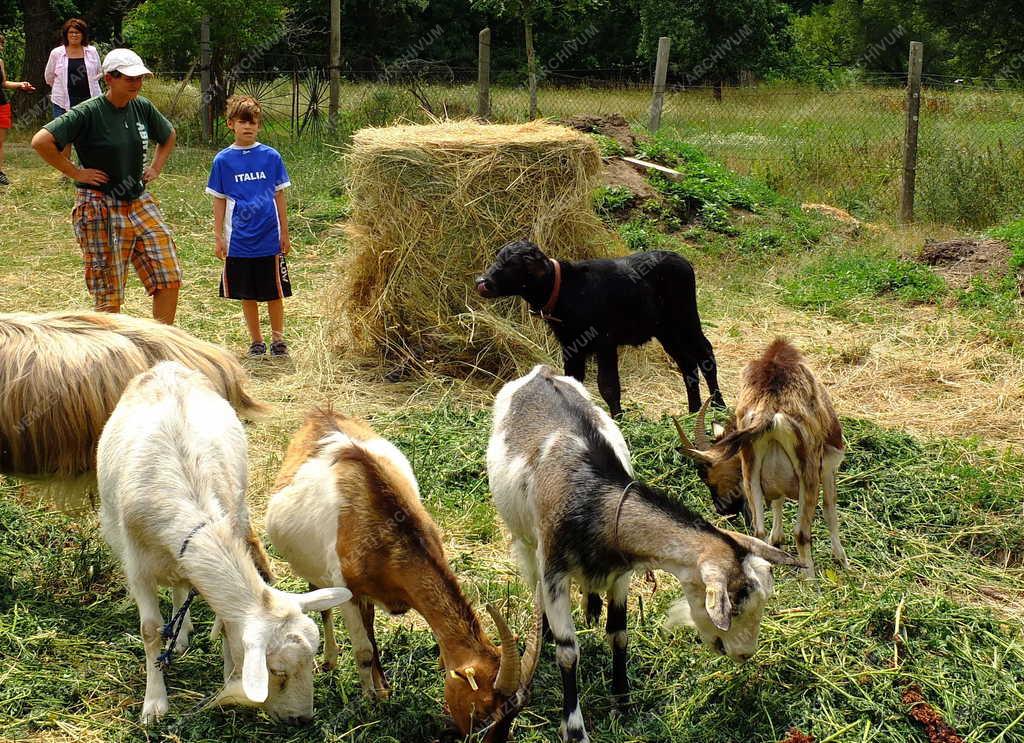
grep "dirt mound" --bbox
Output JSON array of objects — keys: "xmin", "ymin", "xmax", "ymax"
[
  {"xmin": 801, "ymin": 203, "xmax": 861, "ymax": 226},
  {"xmin": 562, "ymin": 113, "xmax": 637, "ymax": 155},
  {"xmin": 602, "ymin": 158, "xmax": 657, "ymax": 200},
  {"xmin": 918, "ymin": 238, "xmax": 1012, "ymax": 289}
]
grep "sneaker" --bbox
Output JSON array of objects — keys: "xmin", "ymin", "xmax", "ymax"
[
  {"xmin": 0, "ymin": 171, "xmax": 9, "ymax": 186},
  {"xmin": 247, "ymin": 341, "xmax": 267, "ymax": 357},
  {"xmin": 270, "ymin": 340, "xmax": 289, "ymax": 357}
]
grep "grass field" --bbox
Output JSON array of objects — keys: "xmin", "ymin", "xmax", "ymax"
[{"xmin": 1, "ymin": 117, "xmax": 1023, "ymax": 743}]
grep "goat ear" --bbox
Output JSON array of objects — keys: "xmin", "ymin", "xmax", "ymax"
[
  {"xmin": 699, "ymin": 564, "xmax": 732, "ymax": 631},
  {"xmin": 208, "ymin": 677, "xmax": 258, "ymax": 709},
  {"xmin": 241, "ymin": 631, "xmax": 270, "ymax": 704},
  {"xmin": 720, "ymin": 529, "xmax": 805, "ymax": 567},
  {"xmin": 294, "ymin": 586, "xmax": 352, "ymax": 613}
]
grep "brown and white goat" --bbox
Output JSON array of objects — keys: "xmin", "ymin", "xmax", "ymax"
[
  {"xmin": 489, "ymin": 365, "xmax": 802, "ymax": 743},
  {"xmin": 676, "ymin": 338, "xmax": 849, "ymax": 578},
  {"xmin": 1, "ymin": 311, "xmax": 264, "ymax": 501},
  {"xmin": 97, "ymin": 362, "xmax": 349, "ymax": 724},
  {"xmin": 265, "ymin": 409, "xmax": 541, "ymax": 741}
]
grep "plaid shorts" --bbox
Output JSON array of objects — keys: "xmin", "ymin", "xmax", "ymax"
[{"xmin": 72, "ymin": 189, "xmax": 182, "ymax": 309}]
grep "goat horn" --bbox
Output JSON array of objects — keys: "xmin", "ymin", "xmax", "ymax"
[
  {"xmin": 486, "ymin": 603, "xmax": 521, "ymax": 697},
  {"xmin": 694, "ymin": 397, "xmax": 713, "ymax": 450},
  {"xmin": 519, "ymin": 584, "xmax": 544, "ymax": 689},
  {"xmin": 673, "ymin": 415, "xmax": 716, "ymax": 464}
]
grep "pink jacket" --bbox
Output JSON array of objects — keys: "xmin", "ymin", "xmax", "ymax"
[{"xmin": 44, "ymin": 45, "xmax": 102, "ymax": 110}]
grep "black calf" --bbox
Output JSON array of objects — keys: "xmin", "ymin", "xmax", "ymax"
[{"xmin": 475, "ymin": 240, "xmax": 724, "ymax": 416}]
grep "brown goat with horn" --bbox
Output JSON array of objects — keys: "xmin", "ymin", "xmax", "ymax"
[
  {"xmin": 676, "ymin": 338, "xmax": 849, "ymax": 578},
  {"xmin": 266, "ymin": 409, "xmax": 542, "ymax": 741},
  {"xmin": 0, "ymin": 311, "xmax": 265, "ymax": 493}
]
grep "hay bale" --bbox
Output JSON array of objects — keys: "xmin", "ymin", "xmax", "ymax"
[{"xmin": 336, "ymin": 119, "xmax": 620, "ymax": 378}]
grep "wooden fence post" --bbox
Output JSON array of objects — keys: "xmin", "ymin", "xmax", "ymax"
[
  {"xmin": 200, "ymin": 15, "xmax": 212, "ymax": 142},
  {"xmin": 648, "ymin": 36, "xmax": 671, "ymax": 133},
  {"xmin": 900, "ymin": 41, "xmax": 924, "ymax": 222},
  {"xmin": 329, "ymin": 0, "xmax": 341, "ymax": 128},
  {"xmin": 477, "ymin": 28, "xmax": 491, "ymax": 119}
]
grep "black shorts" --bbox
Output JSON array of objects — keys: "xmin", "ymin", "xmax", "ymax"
[{"xmin": 219, "ymin": 254, "xmax": 292, "ymax": 301}]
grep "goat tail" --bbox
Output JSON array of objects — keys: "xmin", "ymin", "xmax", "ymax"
[{"xmin": 713, "ymin": 411, "xmax": 787, "ymax": 459}]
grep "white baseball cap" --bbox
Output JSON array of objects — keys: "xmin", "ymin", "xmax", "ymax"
[{"xmin": 101, "ymin": 48, "xmax": 153, "ymax": 77}]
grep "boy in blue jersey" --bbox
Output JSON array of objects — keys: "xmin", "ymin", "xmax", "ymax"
[{"xmin": 206, "ymin": 95, "xmax": 292, "ymax": 357}]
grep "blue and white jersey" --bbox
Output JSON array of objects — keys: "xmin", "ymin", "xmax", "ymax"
[{"xmin": 205, "ymin": 143, "xmax": 290, "ymax": 258}]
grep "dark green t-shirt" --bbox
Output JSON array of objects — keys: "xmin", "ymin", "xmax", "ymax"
[{"xmin": 44, "ymin": 95, "xmax": 173, "ymax": 200}]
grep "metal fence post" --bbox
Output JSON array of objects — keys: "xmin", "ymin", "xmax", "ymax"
[
  {"xmin": 200, "ymin": 15, "xmax": 212, "ymax": 142},
  {"xmin": 648, "ymin": 36, "xmax": 671, "ymax": 133},
  {"xmin": 477, "ymin": 28, "xmax": 491, "ymax": 119},
  {"xmin": 900, "ymin": 41, "xmax": 924, "ymax": 222}
]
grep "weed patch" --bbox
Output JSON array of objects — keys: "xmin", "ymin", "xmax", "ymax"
[{"xmin": 783, "ymin": 252, "xmax": 947, "ymax": 315}]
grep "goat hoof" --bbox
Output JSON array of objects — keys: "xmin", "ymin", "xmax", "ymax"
[{"xmin": 141, "ymin": 698, "xmax": 169, "ymax": 724}]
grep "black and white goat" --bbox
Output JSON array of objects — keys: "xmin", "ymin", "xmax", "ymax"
[
  {"xmin": 487, "ymin": 365, "xmax": 800, "ymax": 743},
  {"xmin": 97, "ymin": 362, "xmax": 350, "ymax": 724},
  {"xmin": 475, "ymin": 240, "xmax": 723, "ymax": 417}
]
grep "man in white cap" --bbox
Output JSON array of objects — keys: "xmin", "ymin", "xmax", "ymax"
[{"xmin": 31, "ymin": 49, "xmax": 181, "ymax": 324}]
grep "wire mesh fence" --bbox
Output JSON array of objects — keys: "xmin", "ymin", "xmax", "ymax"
[{"xmin": 147, "ymin": 63, "xmax": 1024, "ymax": 225}]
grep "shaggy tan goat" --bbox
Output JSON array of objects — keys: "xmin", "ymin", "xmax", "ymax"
[
  {"xmin": 0, "ymin": 311, "xmax": 264, "ymax": 492},
  {"xmin": 677, "ymin": 338, "xmax": 849, "ymax": 577}
]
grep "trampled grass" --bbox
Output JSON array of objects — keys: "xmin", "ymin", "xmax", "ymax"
[
  {"xmin": 1, "ymin": 124, "xmax": 1023, "ymax": 742},
  {"xmin": 2, "ymin": 410, "xmax": 1023, "ymax": 742}
]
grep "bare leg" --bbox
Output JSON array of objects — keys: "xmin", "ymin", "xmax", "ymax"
[
  {"xmin": 338, "ymin": 601, "xmax": 388, "ymax": 699},
  {"xmin": 743, "ymin": 449, "xmax": 767, "ymax": 540},
  {"xmin": 822, "ymin": 449, "xmax": 849, "ymax": 568},
  {"xmin": 130, "ymin": 580, "xmax": 169, "ymax": 724},
  {"xmin": 596, "ymin": 347, "xmax": 622, "ymax": 419},
  {"xmin": 544, "ymin": 570, "xmax": 589, "ymax": 743},
  {"xmin": 359, "ymin": 599, "xmax": 389, "ymax": 693},
  {"xmin": 605, "ymin": 573, "xmax": 631, "ymax": 708},
  {"xmin": 267, "ymin": 299, "xmax": 284, "ymax": 342},
  {"xmin": 152, "ymin": 286, "xmax": 179, "ymax": 325},
  {"xmin": 241, "ymin": 300, "xmax": 262, "ymax": 342},
  {"xmin": 769, "ymin": 498, "xmax": 785, "ymax": 547},
  {"xmin": 795, "ymin": 469, "xmax": 821, "ymax": 579},
  {"xmin": 0, "ymin": 128, "xmax": 6, "ymax": 173}
]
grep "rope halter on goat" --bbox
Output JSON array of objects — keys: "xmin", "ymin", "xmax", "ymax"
[{"xmin": 157, "ymin": 521, "xmax": 206, "ymax": 670}]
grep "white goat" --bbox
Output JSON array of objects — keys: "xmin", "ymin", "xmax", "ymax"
[
  {"xmin": 97, "ymin": 362, "xmax": 350, "ymax": 724},
  {"xmin": 488, "ymin": 365, "xmax": 801, "ymax": 743}
]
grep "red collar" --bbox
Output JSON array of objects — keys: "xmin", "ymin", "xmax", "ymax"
[{"xmin": 541, "ymin": 259, "xmax": 561, "ymax": 315}]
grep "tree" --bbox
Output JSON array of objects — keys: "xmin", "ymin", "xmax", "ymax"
[
  {"xmin": 15, "ymin": 0, "xmax": 57, "ymax": 119},
  {"xmin": 638, "ymin": 0, "xmax": 791, "ymax": 100},
  {"xmin": 471, "ymin": 0, "xmax": 603, "ymax": 119},
  {"xmin": 124, "ymin": 0, "xmax": 289, "ymax": 114}
]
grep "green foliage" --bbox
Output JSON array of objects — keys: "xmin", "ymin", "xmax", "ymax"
[
  {"xmin": 916, "ymin": 140, "xmax": 1024, "ymax": 228},
  {"xmin": 636, "ymin": 0, "xmax": 793, "ymax": 84},
  {"xmin": 590, "ymin": 132, "xmax": 626, "ymax": 157},
  {"xmin": 0, "ymin": 24, "xmax": 23, "ymax": 79},
  {"xmin": 988, "ymin": 217, "xmax": 1024, "ymax": 269},
  {"xmin": 592, "ymin": 185, "xmax": 634, "ymax": 220},
  {"xmin": 618, "ymin": 217, "xmax": 664, "ymax": 251},
  {"xmin": 124, "ymin": 0, "xmax": 289, "ymax": 75},
  {"xmin": 783, "ymin": 252, "xmax": 947, "ymax": 313},
  {"xmin": 638, "ymin": 135, "xmax": 780, "ymax": 233}
]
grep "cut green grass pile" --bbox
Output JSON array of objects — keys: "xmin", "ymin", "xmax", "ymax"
[{"xmin": 3, "ymin": 408, "xmax": 1022, "ymax": 743}]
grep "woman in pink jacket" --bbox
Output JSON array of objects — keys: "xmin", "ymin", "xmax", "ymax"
[{"xmin": 44, "ymin": 18, "xmax": 101, "ymax": 118}]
